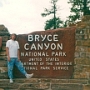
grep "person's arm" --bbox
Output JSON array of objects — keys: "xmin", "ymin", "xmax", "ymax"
[{"xmin": 6, "ymin": 47, "xmax": 10, "ymax": 61}]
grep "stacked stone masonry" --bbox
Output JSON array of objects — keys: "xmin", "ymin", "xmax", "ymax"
[
  {"xmin": 74, "ymin": 15, "xmax": 90, "ymax": 79},
  {"xmin": 0, "ymin": 15, "xmax": 90, "ymax": 90},
  {"xmin": 0, "ymin": 78, "xmax": 89, "ymax": 90},
  {"xmin": 0, "ymin": 25, "xmax": 10, "ymax": 79}
]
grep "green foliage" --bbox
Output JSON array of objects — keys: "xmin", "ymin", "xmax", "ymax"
[
  {"xmin": 41, "ymin": 0, "xmax": 63, "ymax": 30},
  {"xmin": 44, "ymin": 17, "xmax": 63, "ymax": 30},
  {"xmin": 66, "ymin": 0, "xmax": 90, "ymax": 24},
  {"xmin": 41, "ymin": 8, "xmax": 54, "ymax": 17}
]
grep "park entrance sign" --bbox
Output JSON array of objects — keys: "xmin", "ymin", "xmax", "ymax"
[{"xmin": 16, "ymin": 28, "xmax": 75, "ymax": 78}]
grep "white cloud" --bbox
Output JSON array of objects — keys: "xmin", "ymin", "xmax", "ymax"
[{"xmin": 0, "ymin": 0, "xmax": 70, "ymax": 34}]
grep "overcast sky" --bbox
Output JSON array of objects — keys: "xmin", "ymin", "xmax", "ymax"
[{"xmin": 0, "ymin": 0, "xmax": 71, "ymax": 34}]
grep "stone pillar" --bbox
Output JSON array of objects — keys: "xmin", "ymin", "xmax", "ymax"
[
  {"xmin": 0, "ymin": 25, "xmax": 10, "ymax": 78},
  {"xmin": 74, "ymin": 15, "xmax": 90, "ymax": 79}
]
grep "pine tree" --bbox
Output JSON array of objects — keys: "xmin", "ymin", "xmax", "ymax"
[
  {"xmin": 41, "ymin": 0, "xmax": 63, "ymax": 30},
  {"xmin": 67, "ymin": 0, "xmax": 90, "ymax": 23}
]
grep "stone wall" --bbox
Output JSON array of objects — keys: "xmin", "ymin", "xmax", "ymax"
[
  {"xmin": 0, "ymin": 25, "xmax": 10, "ymax": 79},
  {"xmin": 0, "ymin": 78, "xmax": 88, "ymax": 90},
  {"xmin": 74, "ymin": 15, "xmax": 90, "ymax": 79},
  {"xmin": 0, "ymin": 16, "xmax": 90, "ymax": 89}
]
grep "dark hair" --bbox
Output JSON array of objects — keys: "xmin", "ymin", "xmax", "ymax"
[{"xmin": 10, "ymin": 33, "xmax": 17, "ymax": 40}]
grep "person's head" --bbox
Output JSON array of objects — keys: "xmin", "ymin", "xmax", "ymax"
[{"xmin": 10, "ymin": 33, "xmax": 17, "ymax": 40}]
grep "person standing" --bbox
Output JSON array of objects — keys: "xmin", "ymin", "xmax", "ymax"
[{"xmin": 6, "ymin": 33, "xmax": 33, "ymax": 83}]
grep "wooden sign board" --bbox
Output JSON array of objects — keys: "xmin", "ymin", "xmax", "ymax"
[{"xmin": 14, "ymin": 27, "xmax": 75, "ymax": 79}]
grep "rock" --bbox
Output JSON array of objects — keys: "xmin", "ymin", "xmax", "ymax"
[
  {"xmin": 14, "ymin": 27, "xmax": 76, "ymax": 79},
  {"xmin": 0, "ymin": 37, "xmax": 2, "ymax": 50}
]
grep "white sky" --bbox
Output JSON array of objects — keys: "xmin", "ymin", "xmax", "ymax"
[{"xmin": 0, "ymin": 0, "xmax": 71, "ymax": 34}]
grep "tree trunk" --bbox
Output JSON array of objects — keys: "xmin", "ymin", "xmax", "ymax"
[
  {"xmin": 54, "ymin": 4, "xmax": 56, "ymax": 29},
  {"xmin": 83, "ymin": 0, "xmax": 87, "ymax": 15}
]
